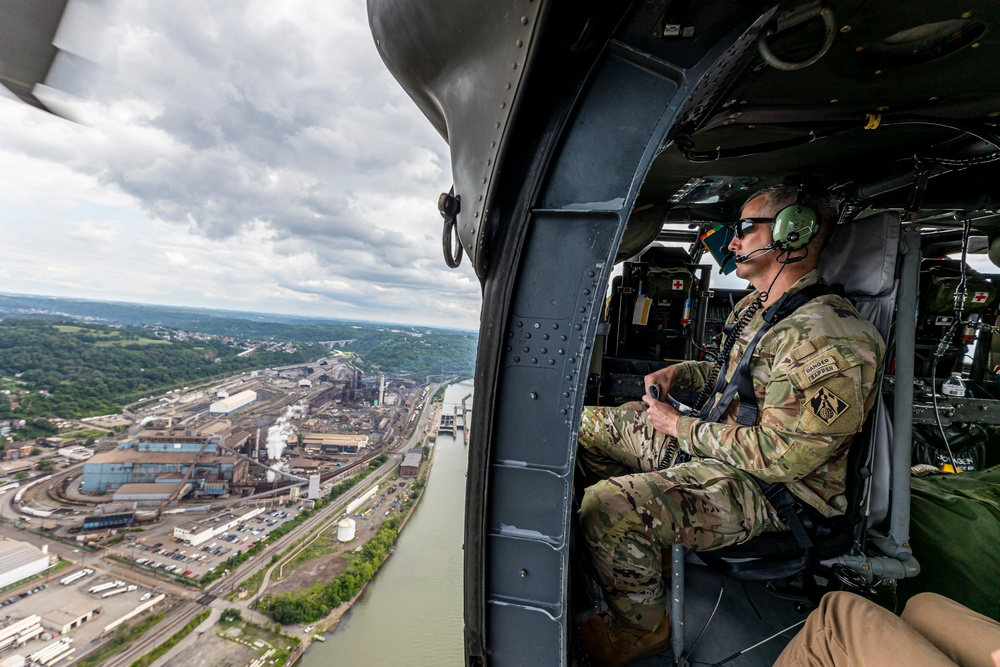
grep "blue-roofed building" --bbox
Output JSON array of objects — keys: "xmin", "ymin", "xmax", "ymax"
[{"xmin": 81, "ymin": 423, "xmax": 248, "ymax": 494}]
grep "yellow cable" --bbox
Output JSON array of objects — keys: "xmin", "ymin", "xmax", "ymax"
[{"xmin": 864, "ymin": 113, "xmax": 882, "ymax": 130}]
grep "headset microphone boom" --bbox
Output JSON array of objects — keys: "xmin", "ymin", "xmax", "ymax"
[{"xmin": 733, "ymin": 244, "xmax": 779, "ymax": 263}]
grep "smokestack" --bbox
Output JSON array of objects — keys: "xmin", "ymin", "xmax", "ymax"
[
  {"xmin": 379, "ymin": 375, "xmax": 385, "ymax": 407},
  {"xmin": 254, "ymin": 428, "xmax": 260, "ymax": 459}
]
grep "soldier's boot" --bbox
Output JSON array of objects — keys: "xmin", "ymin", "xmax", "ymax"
[{"xmin": 579, "ymin": 610, "xmax": 671, "ymax": 667}]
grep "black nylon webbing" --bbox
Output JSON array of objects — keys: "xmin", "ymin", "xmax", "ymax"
[{"xmin": 700, "ymin": 284, "xmax": 837, "ymax": 426}]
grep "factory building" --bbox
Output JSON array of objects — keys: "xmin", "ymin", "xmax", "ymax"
[
  {"xmin": 81, "ymin": 425, "xmax": 247, "ymax": 494},
  {"xmin": 209, "ymin": 389, "xmax": 257, "ymax": 416},
  {"xmin": 42, "ymin": 604, "xmax": 103, "ymax": 634},
  {"xmin": 287, "ymin": 458, "xmax": 320, "ymax": 473},
  {"xmin": 82, "ymin": 508, "xmax": 136, "ymax": 531},
  {"xmin": 400, "ymin": 451, "xmax": 422, "ymax": 477},
  {"xmin": 173, "ymin": 506, "xmax": 265, "ymax": 546},
  {"xmin": 173, "ymin": 521, "xmax": 215, "ymax": 546},
  {"xmin": 308, "ymin": 386, "xmax": 339, "ymax": 412},
  {"xmin": 301, "ymin": 433, "xmax": 369, "ymax": 455},
  {"xmin": 0, "ymin": 541, "xmax": 51, "ymax": 589},
  {"xmin": 0, "ymin": 460, "xmax": 34, "ymax": 478},
  {"xmin": 112, "ymin": 482, "xmax": 190, "ymax": 505},
  {"xmin": 58, "ymin": 445, "xmax": 94, "ymax": 462}
]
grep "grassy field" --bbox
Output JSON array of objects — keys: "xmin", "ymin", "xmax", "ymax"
[
  {"xmin": 94, "ymin": 338, "xmax": 170, "ymax": 347},
  {"xmin": 60, "ymin": 428, "xmax": 110, "ymax": 439},
  {"xmin": 53, "ymin": 325, "xmax": 168, "ymax": 346}
]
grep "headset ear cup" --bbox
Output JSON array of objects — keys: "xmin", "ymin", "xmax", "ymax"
[{"xmin": 772, "ymin": 203, "xmax": 819, "ymax": 250}]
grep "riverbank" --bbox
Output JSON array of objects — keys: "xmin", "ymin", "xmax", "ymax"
[
  {"xmin": 283, "ymin": 401, "xmax": 444, "ymax": 664},
  {"xmin": 299, "ymin": 380, "xmax": 470, "ymax": 666}
]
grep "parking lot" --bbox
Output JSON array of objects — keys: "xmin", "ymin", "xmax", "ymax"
[
  {"xmin": 118, "ymin": 506, "xmax": 302, "ymax": 580},
  {"xmin": 0, "ymin": 567, "xmax": 171, "ymax": 662}
]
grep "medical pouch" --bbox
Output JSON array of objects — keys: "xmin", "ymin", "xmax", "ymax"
[
  {"xmin": 646, "ymin": 267, "xmax": 692, "ymax": 303},
  {"xmin": 922, "ymin": 267, "xmax": 997, "ymax": 314}
]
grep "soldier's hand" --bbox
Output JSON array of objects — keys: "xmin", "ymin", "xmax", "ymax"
[
  {"xmin": 644, "ymin": 366, "xmax": 677, "ymax": 400},
  {"xmin": 642, "ymin": 393, "xmax": 681, "ymax": 437}
]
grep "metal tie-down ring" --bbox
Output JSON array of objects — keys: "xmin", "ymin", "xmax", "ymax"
[{"xmin": 439, "ymin": 187, "xmax": 463, "ymax": 269}]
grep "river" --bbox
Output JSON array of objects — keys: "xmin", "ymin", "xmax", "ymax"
[{"xmin": 299, "ymin": 380, "xmax": 472, "ymax": 666}]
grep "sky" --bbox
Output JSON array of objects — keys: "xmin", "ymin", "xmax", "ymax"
[{"xmin": 0, "ymin": 0, "xmax": 482, "ymax": 330}]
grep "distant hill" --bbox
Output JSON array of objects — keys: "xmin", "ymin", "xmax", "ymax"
[
  {"xmin": 0, "ymin": 292, "xmax": 476, "ymax": 336},
  {"xmin": 0, "ymin": 293, "xmax": 477, "ymax": 423}
]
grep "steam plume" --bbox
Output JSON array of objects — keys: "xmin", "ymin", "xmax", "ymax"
[{"xmin": 266, "ymin": 402, "xmax": 307, "ymax": 462}]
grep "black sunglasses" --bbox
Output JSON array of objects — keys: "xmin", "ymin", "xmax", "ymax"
[{"xmin": 733, "ymin": 217, "xmax": 772, "ymax": 239}]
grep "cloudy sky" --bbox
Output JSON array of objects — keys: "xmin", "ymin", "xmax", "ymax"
[{"xmin": 0, "ymin": 0, "xmax": 481, "ymax": 330}]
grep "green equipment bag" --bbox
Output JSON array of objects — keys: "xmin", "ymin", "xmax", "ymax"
[
  {"xmin": 894, "ymin": 466, "xmax": 1000, "ymax": 621},
  {"xmin": 646, "ymin": 266, "xmax": 692, "ymax": 303},
  {"xmin": 922, "ymin": 266, "xmax": 997, "ymax": 314}
]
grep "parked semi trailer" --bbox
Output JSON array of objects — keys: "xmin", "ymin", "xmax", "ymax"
[
  {"xmin": 88, "ymin": 580, "xmax": 123, "ymax": 594},
  {"xmin": 59, "ymin": 568, "xmax": 93, "ymax": 585}
]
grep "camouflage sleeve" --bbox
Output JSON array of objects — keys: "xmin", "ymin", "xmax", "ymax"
[
  {"xmin": 670, "ymin": 360, "xmax": 714, "ymax": 393},
  {"xmin": 673, "ymin": 325, "xmax": 884, "ymax": 482}
]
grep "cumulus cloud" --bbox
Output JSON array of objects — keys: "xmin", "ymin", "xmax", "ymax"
[{"xmin": 0, "ymin": 0, "xmax": 481, "ymax": 329}]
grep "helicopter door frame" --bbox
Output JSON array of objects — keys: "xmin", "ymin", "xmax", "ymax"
[{"xmin": 465, "ymin": 7, "xmax": 776, "ymax": 665}]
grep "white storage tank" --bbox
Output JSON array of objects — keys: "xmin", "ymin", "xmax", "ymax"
[{"xmin": 337, "ymin": 518, "xmax": 356, "ymax": 542}]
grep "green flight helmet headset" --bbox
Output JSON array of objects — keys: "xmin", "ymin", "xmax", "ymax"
[{"xmin": 771, "ymin": 186, "xmax": 820, "ymax": 250}]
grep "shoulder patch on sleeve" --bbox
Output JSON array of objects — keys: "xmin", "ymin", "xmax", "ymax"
[
  {"xmin": 802, "ymin": 354, "xmax": 840, "ymax": 384},
  {"xmin": 787, "ymin": 345, "xmax": 862, "ymax": 390},
  {"xmin": 808, "ymin": 386, "xmax": 850, "ymax": 425}
]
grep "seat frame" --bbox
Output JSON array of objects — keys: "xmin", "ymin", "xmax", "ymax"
[{"xmin": 669, "ymin": 216, "xmax": 923, "ymax": 664}]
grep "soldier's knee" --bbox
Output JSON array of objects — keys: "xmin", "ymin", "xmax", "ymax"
[{"xmin": 579, "ymin": 480, "xmax": 624, "ymax": 541}]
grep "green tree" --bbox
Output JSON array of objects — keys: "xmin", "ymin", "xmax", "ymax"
[
  {"xmin": 37, "ymin": 459, "xmax": 55, "ymax": 470},
  {"xmin": 14, "ymin": 471, "xmax": 28, "ymax": 480}
]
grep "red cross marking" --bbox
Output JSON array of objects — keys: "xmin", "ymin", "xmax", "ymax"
[
  {"xmin": 973, "ymin": 291, "xmax": 989, "ymax": 303},
  {"xmin": 672, "ymin": 279, "xmax": 685, "ymax": 290}
]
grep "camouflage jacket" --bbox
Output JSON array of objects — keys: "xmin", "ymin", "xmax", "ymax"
[{"xmin": 671, "ymin": 269, "xmax": 885, "ymax": 517}]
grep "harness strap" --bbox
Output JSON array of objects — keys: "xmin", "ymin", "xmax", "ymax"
[
  {"xmin": 757, "ymin": 479, "xmax": 813, "ymax": 550},
  {"xmin": 701, "ymin": 284, "xmax": 838, "ymax": 425}
]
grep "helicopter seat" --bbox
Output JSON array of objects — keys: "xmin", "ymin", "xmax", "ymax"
[{"xmin": 669, "ymin": 211, "xmax": 901, "ymax": 658}]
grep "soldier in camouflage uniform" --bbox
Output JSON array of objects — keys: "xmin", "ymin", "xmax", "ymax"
[{"xmin": 578, "ymin": 183, "xmax": 886, "ymax": 667}]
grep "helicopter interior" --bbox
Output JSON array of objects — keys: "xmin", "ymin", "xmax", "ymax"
[{"xmin": 369, "ymin": 0, "xmax": 1000, "ymax": 663}]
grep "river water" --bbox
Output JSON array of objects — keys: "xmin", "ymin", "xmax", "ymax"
[{"xmin": 299, "ymin": 380, "xmax": 472, "ymax": 666}]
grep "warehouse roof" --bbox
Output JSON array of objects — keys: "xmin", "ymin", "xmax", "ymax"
[
  {"xmin": 301, "ymin": 433, "xmax": 369, "ymax": 445},
  {"xmin": 0, "ymin": 540, "xmax": 47, "ymax": 574},
  {"xmin": 113, "ymin": 483, "xmax": 184, "ymax": 497},
  {"xmin": 87, "ymin": 449, "xmax": 238, "ymax": 465}
]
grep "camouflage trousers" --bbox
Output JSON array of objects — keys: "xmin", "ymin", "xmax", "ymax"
[{"xmin": 578, "ymin": 402, "xmax": 782, "ymax": 631}]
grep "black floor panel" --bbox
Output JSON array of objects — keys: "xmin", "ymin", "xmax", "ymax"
[{"xmin": 637, "ymin": 560, "xmax": 808, "ymax": 667}]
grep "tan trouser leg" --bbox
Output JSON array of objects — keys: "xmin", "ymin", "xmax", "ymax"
[
  {"xmin": 901, "ymin": 593, "xmax": 1000, "ymax": 667},
  {"xmin": 773, "ymin": 592, "xmax": 958, "ymax": 667}
]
